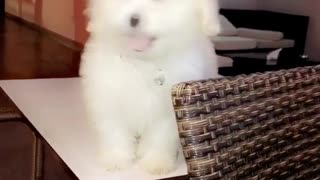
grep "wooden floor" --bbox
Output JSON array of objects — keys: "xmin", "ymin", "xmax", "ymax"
[{"xmin": 0, "ymin": 17, "xmax": 81, "ymax": 80}]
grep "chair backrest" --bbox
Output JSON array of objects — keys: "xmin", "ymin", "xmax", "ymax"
[{"xmin": 171, "ymin": 66, "xmax": 320, "ymax": 179}]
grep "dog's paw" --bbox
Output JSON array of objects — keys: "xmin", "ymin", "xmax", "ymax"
[
  {"xmin": 138, "ymin": 153, "xmax": 177, "ymax": 175},
  {"xmin": 99, "ymin": 150, "xmax": 135, "ymax": 171}
]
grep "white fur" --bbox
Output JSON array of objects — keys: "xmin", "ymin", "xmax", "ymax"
[{"xmin": 80, "ymin": 0, "xmax": 221, "ymax": 175}]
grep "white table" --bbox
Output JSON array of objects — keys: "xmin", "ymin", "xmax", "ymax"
[{"xmin": 0, "ymin": 78, "xmax": 188, "ymax": 180}]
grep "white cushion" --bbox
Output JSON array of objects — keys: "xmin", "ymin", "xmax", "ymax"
[
  {"xmin": 212, "ymin": 36, "xmax": 257, "ymax": 50},
  {"xmin": 218, "ymin": 15, "xmax": 238, "ymax": 36},
  {"xmin": 267, "ymin": 48, "xmax": 283, "ymax": 65},
  {"xmin": 257, "ymin": 39, "xmax": 295, "ymax": 49},
  {"xmin": 238, "ymin": 28, "xmax": 284, "ymax": 41},
  {"xmin": 217, "ymin": 56, "xmax": 233, "ymax": 67}
]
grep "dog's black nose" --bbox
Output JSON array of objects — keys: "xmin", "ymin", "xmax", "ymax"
[{"xmin": 130, "ymin": 15, "xmax": 140, "ymax": 28}]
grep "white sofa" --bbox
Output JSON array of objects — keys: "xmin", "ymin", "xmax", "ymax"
[
  {"xmin": 212, "ymin": 15, "xmax": 295, "ymax": 51},
  {"xmin": 217, "ymin": 55, "xmax": 233, "ymax": 68}
]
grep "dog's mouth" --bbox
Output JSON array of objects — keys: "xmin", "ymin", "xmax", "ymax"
[{"xmin": 127, "ymin": 34, "xmax": 157, "ymax": 52}]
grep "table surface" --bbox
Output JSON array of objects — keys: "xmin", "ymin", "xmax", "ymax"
[{"xmin": 0, "ymin": 82, "xmax": 188, "ymax": 180}]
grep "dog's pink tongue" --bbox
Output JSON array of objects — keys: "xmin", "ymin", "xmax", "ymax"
[{"xmin": 128, "ymin": 35, "xmax": 153, "ymax": 52}]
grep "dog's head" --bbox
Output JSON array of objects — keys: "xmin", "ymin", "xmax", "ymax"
[{"xmin": 86, "ymin": 0, "xmax": 220, "ymax": 58}]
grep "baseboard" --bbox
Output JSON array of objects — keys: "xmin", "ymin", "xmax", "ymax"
[{"xmin": 5, "ymin": 13, "xmax": 84, "ymax": 51}]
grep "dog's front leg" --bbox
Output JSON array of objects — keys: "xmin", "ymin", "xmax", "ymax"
[
  {"xmin": 137, "ymin": 117, "xmax": 180, "ymax": 175},
  {"xmin": 96, "ymin": 124, "xmax": 137, "ymax": 171},
  {"xmin": 84, "ymin": 92, "xmax": 137, "ymax": 171}
]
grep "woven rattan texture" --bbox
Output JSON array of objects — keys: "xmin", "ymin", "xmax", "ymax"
[{"xmin": 172, "ymin": 66, "xmax": 320, "ymax": 180}]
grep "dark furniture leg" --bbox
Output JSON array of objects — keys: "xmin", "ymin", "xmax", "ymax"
[{"xmin": 0, "ymin": 0, "xmax": 4, "ymax": 17}]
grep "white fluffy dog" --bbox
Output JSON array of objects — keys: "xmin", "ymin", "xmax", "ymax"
[{"xmin": 80, "ymin": 0, "xmax": 221, "ymax": 175}]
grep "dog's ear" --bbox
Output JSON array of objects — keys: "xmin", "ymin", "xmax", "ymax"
[
  {"xmin": 84, "ymin": 0, "xmax": 95, "ymax": 32},
  {"xmin": 197, "ymin": 0, "xmax": 221, "ymax": 37},
  {"xmin": 85, "ymin": 0, "xmax": 104, "ymax": 33},
  {"xmin": 83, "ymin": 8, "xmax": 93, "ymax": 32}
]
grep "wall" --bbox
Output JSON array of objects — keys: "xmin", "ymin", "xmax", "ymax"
[
  {"xmin": 5, "ymin": 0, "xmax": 88, "ymax": 44},
  {"xmin": 42, "ymin": 0, "xmax": 75, "ymax": 40},
  {"xmin": 258, "ymin": 0, "xmax": 320, "ymax": 61},
  {"xmin": 7, "ymin": 0, "xmax": 259, "ymax": 44},
  {"xmin": 6, "ymin": 0, "xmax": 19, "ymax": 17},
  {"xmin": 219, "ymin": 0, "xmax": 257, "ymax": 10},
  {"xmin": 8, "ymin": 0, "xmax": 318, "ymax": 60}
]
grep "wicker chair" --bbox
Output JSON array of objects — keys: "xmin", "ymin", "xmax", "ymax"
[{"xmin": 171, "ymin": 66, "xmax": 320, "ymax": 180}]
